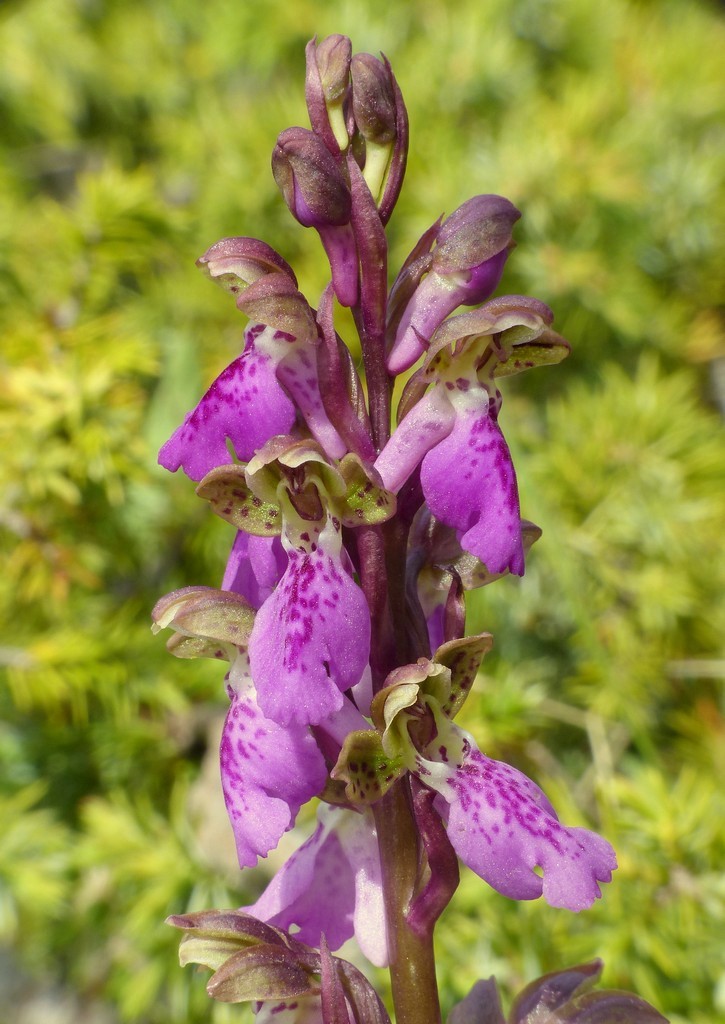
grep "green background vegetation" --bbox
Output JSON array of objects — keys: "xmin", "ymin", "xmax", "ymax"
[{"xmin": 1, "ymin": 0, "xmax": 723, "ymax": 1021}]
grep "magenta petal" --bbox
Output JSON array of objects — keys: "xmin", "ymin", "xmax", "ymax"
[
  {"xmin": 374, "ymin": 386, "xmax": 456, "ymax": 494},
  {"xmin": 158, "ymin": 338, "xmax": 296, "ymax": 482},
  {"xmin": 276, "ymin": 346, "xmax": 346, "ymax": 458},
  {"xmin": 222, "ymin": 533, "xmax": 287, "ymax": 607},
  {"xmin": 220, "ymin": 675, "xmax": 327, "ymax": 868},
  {"xmin": 243, "ymin": 806, "xmax": 388, "ymax": 967},
  {"xmin": 420, "ymin": 403, "xmax": 524, "ymax": 576},
  {"xmin": 426, "ymin": 742, "xmax": 617, "ymax": 911},
  {"xmin": 249, "ymin": 540, "xmax": 371, "ymax": 727}
]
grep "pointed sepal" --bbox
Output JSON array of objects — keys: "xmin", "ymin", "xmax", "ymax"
[
  {"xmin": 432, "ymin": 632, "xmax": 494, "ymax": 719},
  {"xmin": 337, "ymin": 454, "xmax": 396, "ymax": 526},
  {"xmin": 331, "ymin": 729, "xmax": 406, "ymax": 804},
  {"xmin": 151, "ymin": 585, "xmax": 256, "ymax": 660},
  {"xmin": 196, "ymin": 464, "xmax": 282, "ymax": 536},
  {"xmin": 167, "ymin": 910, "xmax": 289, "ymax": 972},
  {"xmin": 446, "ymin": 977, "xmax": 505, "ymax": 1024}
]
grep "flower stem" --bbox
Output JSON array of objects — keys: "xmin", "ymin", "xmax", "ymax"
[{"xmin": 373, "ymin": 779, "xmax": 442, "ymax": 1024}]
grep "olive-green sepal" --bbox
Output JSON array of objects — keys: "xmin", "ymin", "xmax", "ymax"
[
  {"xmin": 336, "ymin": 454, "xmax": 397, "ymax": 526},
  {"xmin": 168, "ymin": 911, "xmax": 315, "ymax": 1004},
  {"xmin": 196, "ymin": 464, "xmax": 282, "ymax": 536},
  {"xmin": 492, "ymin": 327, "xmax": 570, "ymax": 378},
  {"xmin": 169, "ymin": 911, "xmax": 291, "ymax": 972},
  {"xmin": 331, "ymin": 729, "xmax": 406, "ymax": 805},
  {"xmin": 433, "ymin": 632, "xmax": 493, "ymax": 720},
  {"xmin": 151, "ymin": 586, "xmax": 256, "ymax": 661}
]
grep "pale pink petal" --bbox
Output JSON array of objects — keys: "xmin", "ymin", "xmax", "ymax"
[
  {"xmin": 374, "ymin": 387, "xmax": 456, "ymax": 494},
  {"xmin": 276, "ymin": 347, "xmax": 346, "ymax": 458},
  {"xmin": 244, "ymin": 806, "xmax": 388, "ymax": 967}
]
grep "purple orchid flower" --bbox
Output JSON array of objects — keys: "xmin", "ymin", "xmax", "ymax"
[
  {"xmin": 368, "ymin": 662, "xmax": 617, "ymax": 912},
  {"xmin": 221, "ymin": 656, "xmax": 328, "ymax": 868},
  {"xmin": 386, "ymin": 195, "xmax": 520, "ymax": 374},
  {"xmin": 374, "ymin": 360, "xmax": 523, "ymax": 577},
  {"xmin": 248, "ymin": 512, "xmax": 371, "ymax": 728},
  {"xmin": 159, "ymin": 321, "xmax": 345, "ymax": 483},
  {"xmin": 150, "ymin": 581, "xmax": 330, "ymax": 868},
  {"xmin": 415, "ymin": 733, "xmax": 617, "ymax": 912},
  {"xmin": 376, "ymin": 297, "xmax": 558, "ymax": 576},
  {"xmin": 215, "ymin": 517, "xmax": 369, "ymax": 862},
  {"xmin": 243, "ymin": 803, "xmax": 388, "ymax": 968}
]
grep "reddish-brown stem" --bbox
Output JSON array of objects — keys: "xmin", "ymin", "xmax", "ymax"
[
  {"xmin": 373, "ymin": 780, "xmax": 442, "ymax": 1024},
  {"xmin": 348, "ymin": 148, "xmax": 442, "ymax": 1023}
]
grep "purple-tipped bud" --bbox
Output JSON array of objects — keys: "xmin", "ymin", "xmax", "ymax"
[
  {"xmin": 350, "ymin": 53, "xmax": 407, "ymax": 214},
  {"xmin": 272, "ymin": 128, "xmax": 359, "ymax": 307},
  {"xmin": 196, "ymin": 237, "xmax": 297, "ymax": 297},
  {"xmin": 305, "ymin": 35, "xmax": 352, "ymax": 153},
  {"xmin": 387, "ymin": 195, "xmax": 521, "ymax": 373},
  {"xmin": 350, "ymin": 53, "xmax": 396, "ymax": 146},
  {"xmin": 272, "ymin": 127, "xmax": 351, "ymax": 228},
  {"xmin": 432, "ymin": 194, "xmax": 520, "ymax": 276},
  {"xmin": 316, "ymin": 34, "xmax": 352, "ymax": 103}
]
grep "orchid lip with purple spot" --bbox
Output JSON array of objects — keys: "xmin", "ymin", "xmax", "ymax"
[
  {"xmin": 248, "ymin": 518, "xmax": 371, "ymax": 727},
  {"xmin": 416, "ymin": 735, "xmax": 617, "ymax": 911},
  {"xmin": 420, "ymin": 404, "xmax": 524, "ymax": 576},
  {"xmin": 220, "ymin": 667, "xmax": 327, "ymax": 868},
  {"xmin": 158, "ymin": 325, "xmax": 296, "ymax": 482}
]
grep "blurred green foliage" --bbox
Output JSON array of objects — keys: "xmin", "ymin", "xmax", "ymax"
[{"xmin": 1, "ymin": 0, "xmax": 723, "ymax": 1021}]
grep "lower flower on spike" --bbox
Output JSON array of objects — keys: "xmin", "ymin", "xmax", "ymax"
[
  {"xmin": 375, "ymin": 657, "xmax": 617, "ymax": 912},
  {"xmin": 242, "ymin": 803, "xmax": 388, "ymax": 968},
  {"xmin": 417, "ymin": 736, "xmax": 617, "ymax": 911},
  {"xmin": 221, "ymin": 657, "xmax": 328, "ymax": 867},
  {"xmin": 419, "ymin": 395, "xmax": 524, "ymax": 577}
]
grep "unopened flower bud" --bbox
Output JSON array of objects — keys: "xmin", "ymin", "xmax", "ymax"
[
  {"xmin": 272, "ymin": 127, "xmax": 359, "ymax": 306},
  {"xmin": 306, "ymin": 34, "xmax": 352, "ymax": 152},
  {"xmin": 196, "ymin": 236, "xmax": 297, "ymax": 298},
  {"xmin": 387, "ymin": 194, "xmax": 520, "ymax": 373},
  {"xmin": 350, "ymin": 53, "xmax": 398, "ymax": 205},
  {"xmin": 272, "ymin": 127, "xmax": 351, "ymax": 227},
  {"xmin": 351, "ymin": 54, "xmax": 396, "ymax": 146}
]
